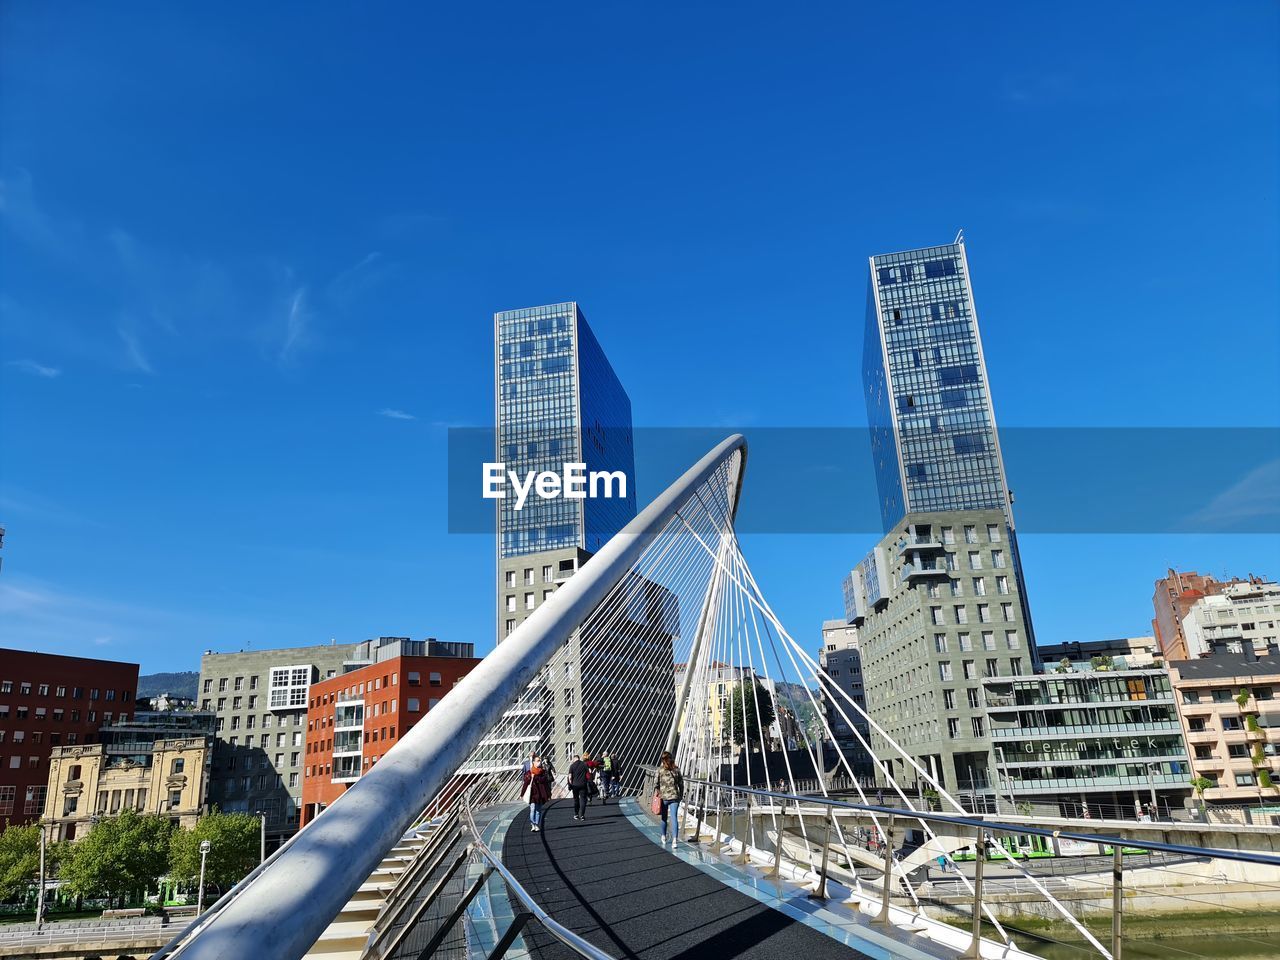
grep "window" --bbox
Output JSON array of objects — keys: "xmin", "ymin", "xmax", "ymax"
[
  {"xmin": 971, "ymin": 717, "xmax": 985, "ymax": 737},
  {"xmin": 1005, "ymin": 630, "xmax": 1020, "ymax": 649},
  {"xmin": 1010, "ymin": 658, "xmax": 1024, "ymax": 676},
  {"xmin": 1235, "ymin": 772, "xmax": 1257, "ymax": 787},
  {"xmin": 525, "ymin": 593, "xmax": 535, "ymax": 610},
  {"xmin": 219, "ymin": 678, "xmax": 228, "ymax": 691},
  {"xmin": 967, "ymin": 688, "xmax": 980, "ymax": 708},
  {"xmin": 981, "ymin": 631, "xmax": 995, "ymax": 650},
  {"xmin": 973, "ymin": 577, "xmax": 986, "ymax": 596},
  {"xmin": 977, "ymin": 603, "xmax": 991, "ymax": 623},
  {"xmin": 37, "ymin": 683, "xmax": 49, "ymax": 696},
  {"xmin": 505, "ymin": 619, "xmax": 515, "ymax": 635},
  {"xmin": 993, "ymin": 550, "xmax": 1006, "ymax": 569},
  {"xmin": 20, "ymin": 682, "xmax": 32, "ymax": 695},
  {"xmin": 505, "ymin": 570, "xmax": 515, "ymax": 587},
  {"xmin": 986, "ymin": 524, "xmax": 1001, "ymax": 542},
  {"xmin": 934, "ymin": 634, "xmax": 949, "ymax": 653},
  {"xmin": 947, "ymin": 718, "xmax": 960, "ymax": 737},
  {"xmin": 963, "ymin": 525, "xmax": 977, "ymax": 544},
  {"xmin": 524, "ymin": 568, "xmax": 534, "ymax": 585},
  {"xmin": 968, "ymin": 551, "xmax": 982, "ymax": 570},
  {"xmin": 928, "ymin": 582, "xmax": 941, "ymax": 599},
  {"xmin": 250, "ymin": 676, "xmax": 258, "ymax": 690},
  {"xmin": 958, "ymin": 633, "xmax": 972, "ymax": 651},
  {"xmin": 950, "ymin": 579, "xmax": 962, "ymax": 597},
  {"xmin": 1001, "ymin": 603, "xmax": 1015, "ymax": 622},
  {"xmin": 963, "ymin": 660, "xmax": 976, "ymax": 680},
  {"xmin": 1181, "ymin": 689, "xmax": 1201, "ymax": 704},
  {"xmin": 939, "ymin": 662, "xmax": 953, "ymax": 682},
  {"xmin": 543, "ymin": 565, "xmax": 553, "ymax": 583},
  {"xmin": 931, "ymin": 606, "xmax": 944, "ymax": 626},
  {"xmin": 408, "ymin": 672, "xmax": 421, "ymax": 686},
  {"xmin": 505, "ymin": 595, "xmax": 516, "ymax": 612},
  {"xmin": 234, "ymin": 677, "xmax": 243, "ymax": 691},
  {"xmin": 941, "ymin": 526, "xmax": 955, "ymax": 545},
  {"xmin": 943, "ymin": 689, "xmax": 956, "ymax": 709},
  {"xmin": 954, "ymin": 605, "xmax": 968, "ymax": 625},
  {"xmin": 171, "ymin": 758, "xmax": 185, "ymax": 775},
  {"xmin": 996, "ymin": 576, "xmax": 1009, "ymax": 595},
  {"xmin": 985, "ymin": 659, "xmax": 999, "ymax": 677},
  {"xmin": 407, "ymin": 698, "xmax": 420, "ymax": 712}
]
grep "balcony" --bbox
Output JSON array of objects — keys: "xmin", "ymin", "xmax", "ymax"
[
  {"xmin": 902, "ymin": 562, "xmax": 949, "ymax": 582},
  {"xmin": 898, "ymin": 536, "xmax": 944, "ymax": 555}
]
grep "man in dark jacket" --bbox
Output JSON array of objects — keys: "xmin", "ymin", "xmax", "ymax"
[{"xmin": 568, "ymin": 755, "xmax": 589, "ymax": 821}]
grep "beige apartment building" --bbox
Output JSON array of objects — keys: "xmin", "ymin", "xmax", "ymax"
[
  {"xmin": 44, "ymin": 736, "xmax": 210, "ymax": 841},
  {"xmin": 1169, "ymin": 652, "xmax": 1279, "ymax": 813}
]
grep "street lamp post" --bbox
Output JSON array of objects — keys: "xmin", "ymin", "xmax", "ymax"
[
  {"xmin": 35, "ymin": 823, "xmax": 47, "ymax": 933},
  {"xmin": 259, "ymin": 813, "xmax": 267, "ymax": 864},
  {"xmin": 197, "ymin": 839, "xmax": 212, "ymax": 915},
  {"xmin": 1146, "ymin": 763, "xmax": 1159, "ymax": 820}
]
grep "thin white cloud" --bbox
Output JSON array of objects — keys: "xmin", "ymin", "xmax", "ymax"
[
  {"xmin": 1184, "ymin": 458, "xmax": 1280, "ymax": 531},
  {"xmin": 279, "ymin": 287, "xmax": 310, "ymax": 364},
  {"xmin": 117, "ymin": 324, "xmax": 154, "ymax": 374},
  {"xmin": 379, "ymin": 408, "xmax": 417, "ymax": 421},
  {"xmin": 5, "ymin": 358, "xmax": 61, "ymax": 378}
]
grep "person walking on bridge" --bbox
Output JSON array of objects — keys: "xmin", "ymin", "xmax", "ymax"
[
  {"xmin": 568, "ymin": 754, "xmax": 590, "ymax": 821},
  {"xmin": 523, "ymin": 755, "xmax": 551, "ymax": 832},
  {"xmin": 655, "ymin": 750, "xmax": 684, "ymax": 846}
]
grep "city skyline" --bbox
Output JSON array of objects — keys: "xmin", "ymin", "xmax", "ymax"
[{"xmin": 2, "ymin": 4, "xmax": 1278, "ymax": 673}]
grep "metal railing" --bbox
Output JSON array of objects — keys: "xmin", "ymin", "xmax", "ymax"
[{"xmin": 657, "ymin": 773, "xmax": 1280, "ymax": 960}]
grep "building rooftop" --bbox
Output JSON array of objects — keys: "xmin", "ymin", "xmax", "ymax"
[{"xmin": 1169, "ymin": 655, "xmax": 1280, "ymax": 681}]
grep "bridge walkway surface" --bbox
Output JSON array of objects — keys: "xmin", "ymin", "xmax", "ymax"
[{"xmin": 501, "ymin": 797, "xmax": 874, "ymax": 960}]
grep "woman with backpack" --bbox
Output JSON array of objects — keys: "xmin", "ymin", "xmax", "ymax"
[
  {"xmin": 523, "ymin": 754, "xmax": 551, "ymax": 832},
  {"xmin": 654, "ymin": 750, "xmax": 684, "ymax": 846}
]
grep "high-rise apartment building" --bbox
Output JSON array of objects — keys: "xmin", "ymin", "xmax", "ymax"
[
  {"xmin": 483, "ymin": 302, "xmax": 672, "ymax": 781},
  {"xmin": 862, "ymin": 238, "xmax": 1036, "ymax": 655},
  {"xmin": 1151, "ymin": 569, "xmax": 1263, "ymax": 661},
  {"xmin": 846, "ymin": 510, "xmax": 1033, "ymax": 804},
  {"xmin": 198, "ymin": 642, "xmax": 356, "ymax": 844},
  {"xmin": 300, "ymin": 637, "xmax": 479, "ymax": 825},
  {"xmin": 0, "ymin": 649, "xmax": 140, "ymax": 826}
]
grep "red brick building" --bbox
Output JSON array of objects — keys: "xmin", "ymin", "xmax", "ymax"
[
  {"xmin": 0, "ymin": 649, "xmax": 140, "ymax": 826},
  {"xmin": 300, "ymin": 638, "xmax": 479, "ymax": 826}
]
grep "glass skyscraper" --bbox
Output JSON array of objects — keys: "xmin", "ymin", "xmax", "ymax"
[
  {"xmin": 863, "ymin": 239, "xmax": 1014, "ymax": 530},
  {"xmin": 495, "ymin": 302, "xmax": 636, "ymax": 559}
]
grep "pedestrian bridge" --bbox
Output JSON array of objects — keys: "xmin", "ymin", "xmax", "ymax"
[{"xmin": 146, "ymin": 435, "xmax": 1280, "ymax": 960}]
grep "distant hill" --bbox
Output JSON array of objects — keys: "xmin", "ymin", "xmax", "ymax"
[{"xmin": 138, "ymin": 671, "xmax": 199, "ymax": 699}]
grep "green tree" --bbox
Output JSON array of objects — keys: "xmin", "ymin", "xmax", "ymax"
[
  {"xmin": 61, "ymin": 810, "xmax": 173, "ymax": 908},
  {"xmin": 0, "ymin": 824, "xmax": 40, "ymax": 902},
  {"xmin": 169, "ymin": 812, "xmax": 260, "ymax": 892},
  {"xmin": 720, "ymin": 680, "xmax": 776, "ymax": 751},
  {"xmin": 0, "ymin": 824, "xmax": 68, "ymax": 904},
  {"xmin": 1189, "ymin": 775, "xmax": 1215, "ymax": 814}
]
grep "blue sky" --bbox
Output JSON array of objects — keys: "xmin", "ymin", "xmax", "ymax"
[{"xmin": 1, "ymin": 3, "xmax": 1277, "ymax": 673}]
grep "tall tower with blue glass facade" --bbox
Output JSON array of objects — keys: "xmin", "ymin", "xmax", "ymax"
[
  {"xmin": 863, "ymin": 239, "xmax": 1014, "ymax": 531},
  {"xmin": 862, "ymin": 238, "xmax": 1039, "ymax": 654},
  {"xmin": 485, "ymin": 302, "xmax": 673, "ymax": 781}
]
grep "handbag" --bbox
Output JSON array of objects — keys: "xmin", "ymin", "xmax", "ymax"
[
  {"xmin": 651, "ymin": 792, "xmax": 662, "ymax": 815},
  {"xmin": 521, "ymin": 782, "xmax": 532, "ymax": 804}
]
